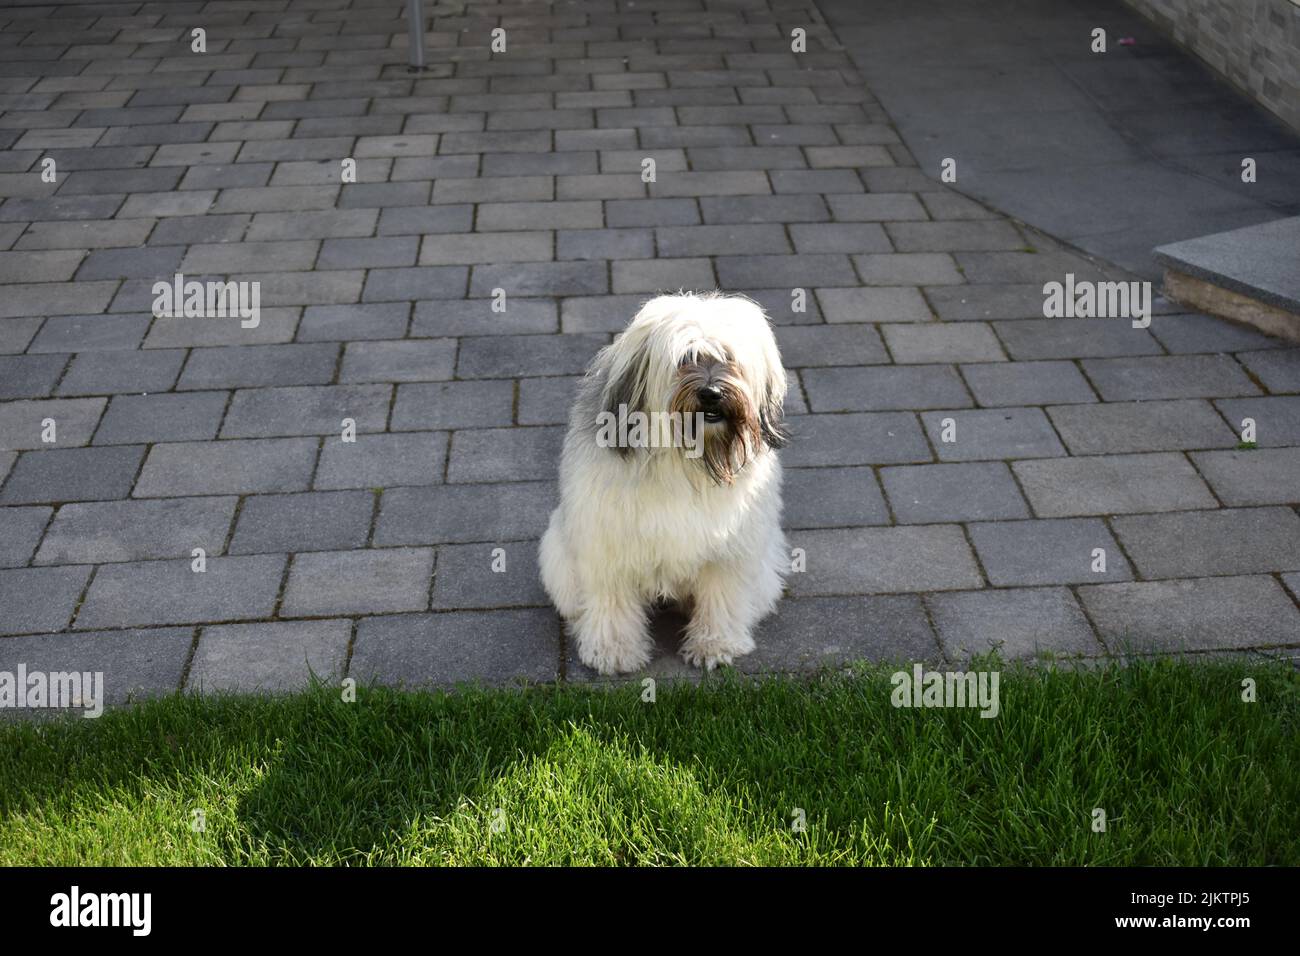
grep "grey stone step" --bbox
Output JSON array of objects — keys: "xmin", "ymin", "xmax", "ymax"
[{"xmin": 1154, "ymin": 216, "xmax": 1300, "ymax": 342}]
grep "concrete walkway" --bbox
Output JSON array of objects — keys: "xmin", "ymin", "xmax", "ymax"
[
  {"xmin": 819, "ymin": 0, "xmax": 1300, "ymax": 278},
  {"xmin": 0, "ymin": 0, "xmax": 1297, "ymax": 709}
]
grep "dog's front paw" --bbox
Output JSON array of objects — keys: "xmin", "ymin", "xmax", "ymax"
[
  {"xmin": 572, "ymin": 612, "xmax": 652, "ymax": 676},
  {"xmin": 680, "ymin": 625, "xmax": 755, "ymax": 671}
]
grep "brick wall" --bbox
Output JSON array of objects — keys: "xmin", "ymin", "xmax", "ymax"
[{"xmin": 1122, "ymin": 0, "xmax": 1300, "ymax": 131}]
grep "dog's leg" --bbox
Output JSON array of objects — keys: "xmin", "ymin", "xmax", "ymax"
[
  {"xmin": 571, "ymin": 586, "xmax": 652, "ymax": 675},
  {"xmin": 539, "ymin": 520, "xmax": 582, "ymax": 621},
  {"xmin": 680, "ymin": 558, "xmax": 767, "ymax": 670}
]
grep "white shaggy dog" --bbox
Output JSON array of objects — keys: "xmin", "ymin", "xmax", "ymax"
[{"xmin": 539, "ymin": 292, "xmax": 789, "ymax": 675}]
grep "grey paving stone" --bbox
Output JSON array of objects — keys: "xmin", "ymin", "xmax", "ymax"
[
  {"xmin": 1215, "ymin": 396, "xmax": 1300, "ymax": 447},
  {"xmin": 883, "ymin": 322, "xmax": 1006, "ymax": 364},
  {"xmin": 768, "ymin": 169, "xmax": 863, "ymax": 195},
  {"xmin": 815, "ymin": 286, "xmax": 934, "ymax": 322},
  {"xmin": 882, "ymin": 461, "xmax": 1030, "ymax": 523},
  {"xmin": 431, "ymin": 542, "xmax": 549, "ymax": 609},
  {"xmin": 339, "ymin": 181, "xmax": 432, "ymax": 209},
  {"xmin": 0, "ymin": 445, "xmax": 144, "ymax": 504},
  {"xmin": 75, "ymin": 245, "xmax": 187, "ymax": 281},
  {"xmin": 611, "ymin": 257, "xmax": 715, "ymax": 294},
  {"xmin": 1081, "ymin": 355, "xmax": 1260, "ymax": 401},
  {"xmin": 281, "ymin": 547, "xmax": 434, "ymax": 617},
  {"xmin": 1048, "ymin": 399, "xmax": 1237, "ymax": 456},
  {"xmin": 606, "ymin": 198, "xmax": 700, "ymax": 227},
  {"xmin": 715, "ymin": 254, "xmax": 856, "ymax": 289},
  {"xmin": 475, "ymin": 200, "xmax": 602, "ymax": 231},
  {"xmin": 36, "ymin": 496, "xmax": 236, "ymax": 565},
  {"xmin": 350, "ymin": 608, "xmax": 560, "ymax": 687},
  {"xmin": 559, "ymin": 294, "xmax": 658, "ymax": 333},
  {"xmin": 854, "ymin": 252, "xmax": 964, "ymax": 286},
  {"xmin": 518, "ymin": 377, "xmax": 579, "ymax": 425},
  {"xmin": 297, "ymin": 303, "xmax": 411, "ymax": 342},
  {"xmin": 376, "ymin": 204, "xmax": 475, "ymax": 236},
  {"xmin": 1236, "ymin": 348, "xmax": 1300, "ymax": 393},
  {"xmin": 746, "ymin": 288, "xmax": 826, "ymax": 326},
  {"xmin": 391, "ymin": 380, "xmax": 515, "ymax": 432},
  {"xmin": 143, "ymin": 309, "xmax": 301, "ymax": 348},
  {"xmin": 229, "ymin": 490, "xmax": 374, "ymax": 555},
  {"xmin": 189, "ymin": 619, "xmax": 350, "ymax": 693},
  {"xmin": 827, "ymin": 193, "xmax": 928, "ymax": 222},
  {"xmin": 1013, "ymin": 452, "xmax": 1218, "ymax": 517},
  {"xmin": 782, "ymin": 466, "xmax": 889, "ymax": 529},
  {"xmin": 0, "ymin": 318, "xmax": 42, "ymax": 355},
  {"xmin": 649, "ymin": 170, "xmax": 771, "ymax": 199},
  {"xmin": 1148, "ymin": 313, "xmax": 1290, "ymax": 355},
  {"xmin": 0, "ymin": 355, "xmax": 66, "ymax": 400},
  {"xmin": 134, "ymin": 438, "xmax": 317, "ymax": 497},
  {"xmin": 968, "ymin": 517, "xmax": 1131, "ymax": 586},
  {"xmin": 927, "ymin": 587, "xmax": 1103, "ymax": 661},
  {"xmin": 886, "ymin": 220, "xmax": 1024, "ymax": 252},
  {"xmin": 0, "ymin": 506, "xmax": 51, "ymax": 568},
  {"xmin": 741, "ymin": 595, "xmax": 940, "ymax": 672},
  {"xmin": 0, "ymin": 565, "xmax": 91, "ymax": 636},
  {"xmin": 148, "ymin": 213, "xmax": 251, "ymax": 245},
  {"xmin": 0, "ymin": 397, "xmax": 105, "ymax": 450},
  {"xmin": 414, "ymin": 297, "xmax": 558, "ymax": 337},
  {"xmin": 0, "ymin": 281, "xmax": 119, "ymax": 319},
  {"xmin": 784, "ymin": 411, "xmax": 931, "ymax": 466},
  {"xmin": 314, "ymin": 432, "xmax": 449, "ymax": 490},
  {"xmin": 338, "ymin": 339, "xmax": 456, "ymax": 384},
  {"xmin": 1078, "ymin": 576, "xmax": 1300, "ymax": 652},
  {"xmin": 655, "ymin": 223, "xmax": 790, "ymax": 257},
  {"xmin": 470, "ymin": 261, "xmax": 606, "ymax": 297},
  {"xmin": 0, "ymin": 627, "xmax": 191, "ymax": 707},
  {"xmin": 375, "ymin": 482, "xmax": 557, "ymax": 545},
  {"xmin": 247, "ymin": 208, "xmax": 378, "ymax": 241},
  {"xmin": 28, "ymin": 313, "xmax": 149, "ymax": 353},
  {"xmin": 17, "ymin": 218, "xmax": 153, "ymax": 250},
  {"xmin": 180, "ymin": 239, "xmax": 319, "ymax": 274},
  {"xmin": 788, "ymin": 525, "xmax": 982, "ymax": 594},
  {"xmin": 558, "ymin": 228, "xmax": 655, "ymax": 261},
  {"xmin": 178, "ymin": 343, "xmax": 339, "ymax": 391},
  {"xmin": 57, "ymin": 349, "xmax": 185, "ymax": 396},
  {"xmin": 419, "ymin": 231, "xmax": 553, "ymax": 267},
  {"xmin": 802, "ymin": 364, "xmax": 970, "ymax": 411},
  {"xmin": 0, "ymin": 249, "xmax": 84, "ymax": 283},
  {"xmin": 699, "ymin": 194, "xmax": 829, "ymax": 224},
  {"xmin": 775, "ymin": 325, "xmax": 890, "ymax": 368},
  {"xmin": 457, "ymin": 333, "xmax": 606, "ymax": 378},
  {"xmin": 221, "ymin": 384, "xmax": 390, "ymax": 439},
  {"xmin": 1190, "ymin": 448, "xmax": 1300, "ymax": 506},
  {"xmin": 993, "ymin": 319, "xmax": 1164, "ymax": 359},
  {"xmin": 76, "ymin": 554, "xmax": 286, "ymax": 629},
  {"xmin": 789, "ymin": 222, "xmax": 892, "ymax": 254},
  {"xmin": 920, "ymin": 407, "xmax": 1065, "ymax": 461},
  {"xmin": 448, "ymin": 427, "xmax": 564, "ymax": 483},
  {"xmin": 960, "ymin": 360, "xmax": 1097, "ymax": 407},
  {"xmin": 1113, "ymin": 507, "xmax": 1300, "ymax": 579}
]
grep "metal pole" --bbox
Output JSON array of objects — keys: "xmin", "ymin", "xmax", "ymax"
[{"xmin": 407, "ymin": 0, "xmax": 426, "ymax": 71}]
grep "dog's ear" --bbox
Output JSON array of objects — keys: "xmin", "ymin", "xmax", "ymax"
[
  {"xmin": 594, "ymin": 333, "xmax": 651, "ymax": 457},
  {"xmin": 759, "ymin": 381, "xmax": 788, "ymax": 449}
]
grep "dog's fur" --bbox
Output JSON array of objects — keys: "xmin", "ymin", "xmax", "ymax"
[{"xmin": 539, "ymin": 292, "xmax": 789, "ymax": 674}]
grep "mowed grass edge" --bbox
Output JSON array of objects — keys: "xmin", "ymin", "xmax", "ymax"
[{"xmin": 1, "ymin": 656, "xmax": 1297, "ymax": 865}]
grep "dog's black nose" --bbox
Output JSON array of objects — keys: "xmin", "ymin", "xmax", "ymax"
[{"xmin": 698, "ymin": 384, "xmax": 723, "ymax": 405}]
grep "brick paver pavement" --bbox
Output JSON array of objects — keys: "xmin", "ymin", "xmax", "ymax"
[{"xmin": 1, "ymin": 0, "xmax": 1298, "ymax": 705}]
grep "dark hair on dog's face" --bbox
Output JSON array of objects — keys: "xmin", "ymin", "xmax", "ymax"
[{"xmin": 668, "ymin": 351, "xmax": 763, "ymax": 486}]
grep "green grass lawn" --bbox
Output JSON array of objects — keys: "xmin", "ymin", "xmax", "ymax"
[{"xmin": 1, "ymin": 657, "xmax": 1297, "ymax": 866}]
